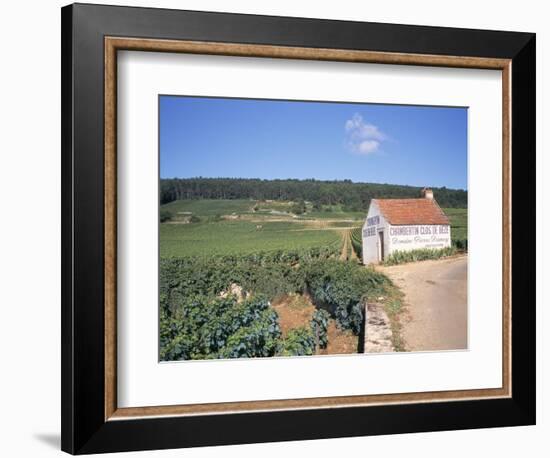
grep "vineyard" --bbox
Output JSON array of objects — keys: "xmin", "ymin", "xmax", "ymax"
[
  {"xmin": 160, "ymin": 198, "xmax": 362, "ymax": 258},
  {"xmin": 159, "ymin": 198, "xmax": 465, "ymax": 360},
  {"xmin": 160, "ymin": 250, "xmax": 394, "ymax": 361},
  {"xmin": 443, "ymin": 207, "xmax": 468, "ymax": 250},
  {"xmin": 160, "ymin": 220, "xmax": 343, "ymax": 258},
  {"xmin": 159, "ymin": 198, "xmax": 393, "ymax": 360},
  {"xmin": 351, "ymin": 227, "xmax": 363, "ymax": 259}
]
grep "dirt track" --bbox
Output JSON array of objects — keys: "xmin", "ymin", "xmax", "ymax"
[
  {"xmin": 339, "ymin": 230, "xmax": 350, "ymax": 260},
  {"xmin": 378, "ymin": 255, "xmax": 468, "ymax": 352}
]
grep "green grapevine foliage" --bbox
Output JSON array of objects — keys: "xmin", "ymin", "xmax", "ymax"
[
  {"xmin": 160, "ymin": 247, "xmax": 394, "ymax": 360},
  {"xmin": 350, "ymin": 227, "xmax": 363, "ymax": 260},
  {"xmin": 310, "ymin": 309, "xmax": 330, "ymax": 349},
  {"xmin": 278, "ymin": 327, "xmax": 315, "ymax": 356}
]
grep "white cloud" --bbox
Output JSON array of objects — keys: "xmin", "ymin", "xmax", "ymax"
[
  {"xmin": 344, "ymin": 113, "xmax": 386, "ymax": 155},
  {"xmin": 357, "ymin": 140, "xmax": 380, "ymax": 154}
]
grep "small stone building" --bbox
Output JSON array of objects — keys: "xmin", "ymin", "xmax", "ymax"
[{"xmin": 362, "ymin": 188, "xmax": 451, "ymax": 264}]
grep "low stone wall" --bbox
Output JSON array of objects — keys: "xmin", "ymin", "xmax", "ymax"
[{"xmin": 363, "ymin": 302, "xmax": 394, "ymax": 353}]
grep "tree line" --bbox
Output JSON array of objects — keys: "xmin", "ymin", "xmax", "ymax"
[{"xmin": 160, "ymin": 177, "xmax": 467, "ymax": 209}]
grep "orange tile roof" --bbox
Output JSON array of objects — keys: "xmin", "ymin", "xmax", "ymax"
[{"xmin": 373, "ymin": 198, "xmax": 450, "ymax": 225}]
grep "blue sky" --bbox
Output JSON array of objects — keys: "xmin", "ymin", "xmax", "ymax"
[{"xmin": 160, "ymin": 96, "xmax": 467, "ymax": 190}]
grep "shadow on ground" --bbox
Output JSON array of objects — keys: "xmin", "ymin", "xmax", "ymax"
[{"xmin": 34, "ymin": 433, "xmax": 60, "ymax": 449}]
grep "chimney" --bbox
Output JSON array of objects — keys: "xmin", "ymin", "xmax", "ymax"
[{"xmin": 421, "ymin": 187, "xmax": 434, "ymax": 199}]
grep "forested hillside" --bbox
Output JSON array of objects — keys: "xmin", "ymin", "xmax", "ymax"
[{"xmin": 160, "ymin": 177, "xmax": 467, "ymax": 209}]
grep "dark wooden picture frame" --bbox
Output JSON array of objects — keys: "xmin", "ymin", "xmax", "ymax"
[{"xmin": 61, "ymin": 3, "xmax": 536, "ymax": 454}]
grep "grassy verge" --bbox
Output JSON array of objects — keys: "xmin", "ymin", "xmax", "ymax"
[
  {"xmin": 383, "ymin": 247, "xmax": 457, "ymax": 266},
  {"xmin": 373, "ymin": 285, "xmax": 405, "ymax": 351}
]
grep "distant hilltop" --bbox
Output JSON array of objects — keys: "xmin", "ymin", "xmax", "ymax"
[{"xmin": 160, "ymin": 177, "xmax": 467, "ymax": 210}]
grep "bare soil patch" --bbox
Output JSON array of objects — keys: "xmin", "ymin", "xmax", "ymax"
[
  {"xmin": 339, "ymin": 230, "xmax": 350, "ymax": 260},
  {"xmin": 271, "ymin": 294, "xmax": 358, "ymax": 355},
  {"xmin": 321, "ymin": 321, "xmax": 357, "ymax": 355},
  {"xmin": 271, "ymin": 294, "xmax": 315, "ymax": 337}
]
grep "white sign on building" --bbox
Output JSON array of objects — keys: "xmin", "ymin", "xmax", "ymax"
[{"xmin": 362, "ymin": 188, "xmax": 451, "ymax": 264}]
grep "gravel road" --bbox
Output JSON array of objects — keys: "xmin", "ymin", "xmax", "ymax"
[{"xmin": 378, "ymin": 255, "xmax": 468, "ymax": 352}]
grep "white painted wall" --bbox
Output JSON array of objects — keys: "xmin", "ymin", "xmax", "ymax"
[
  {"xmin": 362, "ymin": 202, "xmax": 451, "ymax": 264},
  {"xmin": 388, "ymin": 224, "xmax": 451, "ymax": 255},
  {"xmin": 362, "ymin": 201, "xmax": 389, "ymax": 264}
]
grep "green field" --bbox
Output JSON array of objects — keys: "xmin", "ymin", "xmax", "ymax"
[
  {"xmin": 161, "ymin": 199, "xmax": 255, "ymax": 217},
  {"xmin": 160, "ymin": 199, "xmax": 346, "ymax": 257},
  {"xmin": 443, "ymin": 207, "xmax": 468, "ymax": 242},
  {"xmin": 301, "ymin": 203, "xmax": 364, "ymax": 220},
  {"xmin": 160, "ymin": 200, "xmax": 467, "ymax": 258},
  {"xmin": 301, "ymin": 211, "xmax": 365, "ymax": 220},
  {"xmin": 160, "ymin": 219, "xmax": 342, "ymax": 257}
]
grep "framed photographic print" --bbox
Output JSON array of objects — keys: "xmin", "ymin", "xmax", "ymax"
[{"xmin": 61, "ymin": 3, "xmax": 536, "ymax": 454}]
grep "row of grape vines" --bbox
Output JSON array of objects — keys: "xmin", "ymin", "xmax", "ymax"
[{"xmin": 350, "ymin": 227, "xmax": 363, "ymax": 261}]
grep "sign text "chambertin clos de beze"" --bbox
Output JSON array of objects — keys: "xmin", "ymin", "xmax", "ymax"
[
  {"xmin": 363, "ymin": 219, "xmax": 450, "ymax": 249},
  {"xmin": 389, "ymin": 225, "xmax": 449, "ymax": 248}
]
